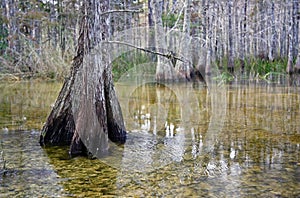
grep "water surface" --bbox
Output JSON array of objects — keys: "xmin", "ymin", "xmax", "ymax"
[{"xmin": 0, "ymin": 81, "xmax": 299, "ymax": 197}]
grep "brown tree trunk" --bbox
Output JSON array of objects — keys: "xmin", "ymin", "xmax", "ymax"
[{"xmin": 40, "ymin": 0, "xmax": 126, "ymax": 157}]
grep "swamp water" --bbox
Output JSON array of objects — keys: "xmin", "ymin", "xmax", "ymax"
[{"xmin": 0, "ymin": 81, "xmax": 299, "ymax": 197}]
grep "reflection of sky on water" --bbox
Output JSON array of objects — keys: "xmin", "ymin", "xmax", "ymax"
[
  {"xmin": 0, "ymin": 82, "xmax": 299, "ymax": 197},
  {"xmin": 115, "ymin": 83, "xmax": 299, "ymax": 197},
  {"xmin": 118, "ymin": 82, "xmax": 224, "ymax": 172}
]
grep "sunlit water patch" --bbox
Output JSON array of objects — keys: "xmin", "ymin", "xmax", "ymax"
[{"xmin": 0, "ymin": 81, "xmax": 299, "ymax": 197}]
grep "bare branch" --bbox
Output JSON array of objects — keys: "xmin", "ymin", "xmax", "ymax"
[
  {"xmin": 104, "ymin": 40, "xmax": 188, "ymax": 65},
  {"xmin": 101, "ymin": 9, "xmax": 144, "ymax": 16}
]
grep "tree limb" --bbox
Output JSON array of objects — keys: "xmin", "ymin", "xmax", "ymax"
[
  {"xmin": 104, "ymin": 40, "xmax": 189, "ymax": 65},
  {"xmin": 101, "ymin": 9, "xmax": 144, "ymax": 16}
]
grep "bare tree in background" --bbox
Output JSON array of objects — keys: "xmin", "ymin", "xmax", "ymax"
[
  {"xmin": 151, "ymin": 0, "xmax": 174, "ymax": 81},
  {"xmin": 227, "ymin": 0, "xmax": 234, "ymax": 73}
]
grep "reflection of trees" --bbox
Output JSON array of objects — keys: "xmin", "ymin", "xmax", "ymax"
[
  {"xmin": 1, "ymin": 82, "xmax": 298, "ymax": 196},
  {"xmin": 128, "ymin": 83, "xmax": 181, "ymax": 135},
  {"xmin": 228, "ymin": 84, "xmax": 300, "ymax": 166},
  {"xmin": 0, "ymin": 82, "xmax": 61, "ymax": 130},
  {"xmin": 115, "ymin": 83, "xmax": 299, "ymax": 197}
]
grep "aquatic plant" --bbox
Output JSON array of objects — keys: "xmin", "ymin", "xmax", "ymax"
[{"xmin": 213, "ymin": 71, "xmax": 235, "ymax": 85}]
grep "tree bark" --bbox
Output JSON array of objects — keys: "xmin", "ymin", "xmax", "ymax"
[
  {"xmin": 268, "ymin": 1, "xmax": 276, "ymax": 61},
  {"xmin": 40, "ymin": 0, "xmax": 126, "ymax": 157},
  {"xmin": 280, "ymin": 0, "xmax": 288, "ymax": 58},
  {"xmin": 286, "ymin": 2, "xmax": 294, "ymax": 74},
  {"xmin": 175, "ymin": 0, "xmax": 193, "ymax": 80},
  {"xmin": 152, "ymin": 0, "xmax": 174, "ymax": 81},
  {"xmin": 239, "ymin": 0, "xmax": 247, "ymax": 73},
  {"xmin": 197, "ymin": 0, "xmax": 208, "ymax": 75},
  {"xmin": 294, "ymin": 52, "xmax": 300, "ymax": 74},
  {"xmin": 227, "ymin": 0, "xmax": 234, "ymax": 73},
  {"xmin": 205, "ymin": 1, "xmax": 211, "ymax": 75},
  {"xmin": 292, "ymin": 0, "xmax": 299, "ymax": 58}
]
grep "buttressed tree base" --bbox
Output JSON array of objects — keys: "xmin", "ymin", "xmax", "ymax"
[{"xmin": 39, "ymin": 1, "xmax": 126, "ymax": 157}]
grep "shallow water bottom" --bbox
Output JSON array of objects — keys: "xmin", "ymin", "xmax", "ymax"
[
  {"xmin": 0, "ymin": 127, "xmax": 299, "ymax": 197},
  {"xmin": 0, "ymin": 81, "xmax": 299, "ymax": 197}
]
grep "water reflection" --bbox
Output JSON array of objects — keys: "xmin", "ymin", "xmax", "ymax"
[
  {"xmin": 117, "ymin": 83, "xmax": 210, "ymax": 172},
  {"xmin": 127, "ymin": 83, "xmax": 182, "ymax": 134},
  {"xmin": 115, "ymin": 82, "xmax": 299, "ymax": 197},
  {"xmin": 0, "ymin": 81, "xmax": 61, "ymax": 130},
  {"xmin": 0, "ymin": 81, "xmax": 299, "ymax": 197}
]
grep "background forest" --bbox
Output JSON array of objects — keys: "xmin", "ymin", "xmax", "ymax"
[{"xmin": 1, "ymin": 0, "xmax": 300, "ymax": 80}]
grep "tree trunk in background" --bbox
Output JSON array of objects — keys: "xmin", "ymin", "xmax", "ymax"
[
  {"xmin": 280, "ymin": 0, "xmax": 288, "ymax": 58},
  {"xmin": 148, "ymin": 0, "xmax": 154, "ymax": 27},
  {"xmin": 214, "ymin": 3, "xmax": 222, "ymax": 64},
  {"xmin": 205, "ymin": 1, "xmax": 212, "ymax": 75},
  {"xmin": 234, "ymin": 2, "xmax": 239, "ymax": 63},
  {"xmin": 227, "ymin": 0, "xmax": 234, "ymax": 73},
  {"xmin": 294, "ymin": 50, "xmax": 300, "ymax": 73},
  {"xmin": 1, "ymin": 0, "xmax": 300, "ymax": 79},
  {"xmin": 50, "ymin": 0, "xmax": 57, "ymax": 48},
  {"xmin": 292, "ymin": 0, "xmax": 299, "ymax": 58},
  {"xmin": 152, "ymin": 0, "xmax": 174, "ymax": 81},
  {"xmin": 258, "ymin": 1, "xmax": 266, "ymax": 57},
  {"xmin": 239, "ymin": 0, "xmax": 247, "ymax": 73},
  {"xmin": 197, "ymin": 0, "xmax": 209, "ymax": 75},
  {"xmin": 57, "ymin": 0, "xmax": 65, "ymax": 57},
  {"xmin": 181, "ymin": 0, "xmax": 190, "ymax": 39},
  {"xmin": 287, "ymin": 2, "xmax": 294, "ymax": 74},
  {"xmin": 295, "ymin": 0, "xmax": 300, "ymax": 74},
  {"xmin": 268, "ymin": 1, "xmax": 276, "ymax": 61},
  {"xmin": 175, "ymin": 0, "xmax": 192, "ymax": 80},
  {"xmin": 244, "ymin": 0, "xmax": 250, "ymax": 57},
  {"xmin": 40, "ymin": 0, "xmax": 126, "ymax": 156},
  {"xmin": 5, "ymin": 0, "xmax": 19, "ymax": 53}
]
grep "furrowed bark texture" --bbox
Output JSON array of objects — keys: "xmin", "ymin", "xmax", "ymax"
[
  {"xmin": 40, "ymin": 0, "xmax": 126, "ymax": 156},
  {"xmin": 39, "ymin": 22, "xmax": 85, "ymax": 147}
]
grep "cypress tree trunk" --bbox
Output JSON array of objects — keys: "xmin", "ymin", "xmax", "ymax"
[
  {"xmin": 294, "ymin": 52, "xmax": 300, "ymax": 74},
  {"xmin": 175, "ymin": 0, "xmax": 193, "ymax": 80},
  {"xmin": 227, "ymin": 0, "xmax": 235, "ymax": 73},
  {"xmin": 205, "ymin": 2, "xmax": 213, "ymax": 76},
  {"xmin": 152, "ymin": 0, "xmax": 174, "ymax": 81},
  {"xmin": 197, "ymin": 0, "xmax": 208, "ymax": 75},
  {"xmin": 268, "ymin": 1, "xmax": 276, "ymax": 61},
  {"xmin": 40, "ymin": 0, "xmax": 126, "ymax": 157},
  {"xmin": 286, "ymin": 2, "xmax": 294, "ymax": 75}
]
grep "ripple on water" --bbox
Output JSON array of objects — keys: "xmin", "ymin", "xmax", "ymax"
[{"xmin": 0, "ymin": 82, "xmax": 299, "ymax": 197}]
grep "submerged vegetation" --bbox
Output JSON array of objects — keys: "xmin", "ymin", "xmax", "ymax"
[{"xmin": 0, "ymin": 81, "xmax": 299, "ymax": 197}]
